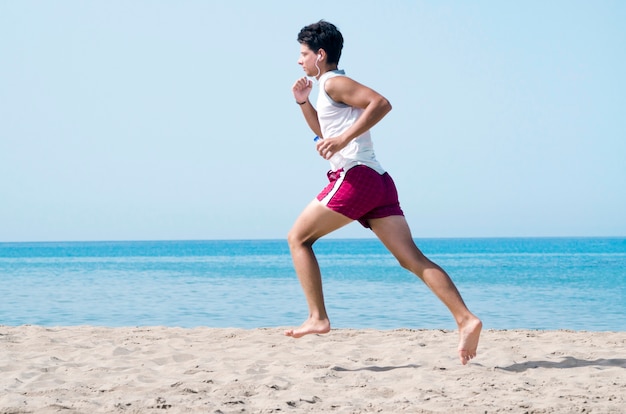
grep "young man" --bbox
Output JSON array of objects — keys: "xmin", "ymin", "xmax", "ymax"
[{"xmin": 285, "ymin": 20, "xmax": 482, "ymax": 365}]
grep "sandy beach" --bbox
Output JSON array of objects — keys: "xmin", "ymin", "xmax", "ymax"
[{"xmin": 1, "ymin": 326, "xmax": 624, "ymax": 413}]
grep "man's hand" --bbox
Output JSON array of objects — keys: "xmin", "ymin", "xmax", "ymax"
[{"xmin": 292, "ymin": 77, "xmax": 313, "ymax": 104}]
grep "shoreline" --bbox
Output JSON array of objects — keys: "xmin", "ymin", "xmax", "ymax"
[{"xmin": 2, "ymin": 326, "xmax": 625, "ymax": 413}]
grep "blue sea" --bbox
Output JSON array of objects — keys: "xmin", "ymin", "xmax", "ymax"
[{"xmin": 1, "ymin": 238, "xmax": 624, "ymax": 331}]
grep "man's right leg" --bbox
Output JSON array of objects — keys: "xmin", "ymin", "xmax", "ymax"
[{"xmin": 285, "ymin": 199, "xmax": 353, "ymax": 338}]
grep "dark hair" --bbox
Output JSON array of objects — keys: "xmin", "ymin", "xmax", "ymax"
[{"xmin": 297, "ymin": 20, "xmax": 343, "ymax": 65}]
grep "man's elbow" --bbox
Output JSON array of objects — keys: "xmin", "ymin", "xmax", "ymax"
[{"xmin": 380, "ymin": 97, "xmax": 392, "ymax": 114}]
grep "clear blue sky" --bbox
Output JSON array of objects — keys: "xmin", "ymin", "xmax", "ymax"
[{"xmin": 1, "ymin": 1, "xmax": 624, "ymax": 242}]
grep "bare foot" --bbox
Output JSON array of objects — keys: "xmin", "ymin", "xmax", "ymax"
[
  {"xmin": 284, "ymin": 318, "xmax": 331, "ymax": 338},
  {"xmin": 457, "ymin": 316, "xmax": 482, "ymax": 365}
]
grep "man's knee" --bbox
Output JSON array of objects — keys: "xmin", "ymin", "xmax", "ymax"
[
  {"xmin": 286, "ymin": 228, "xmax": 298, "ymax": 248},
  {"xmin": 288, "ymin": 228, "xmax": 311, "ymax": 249}
]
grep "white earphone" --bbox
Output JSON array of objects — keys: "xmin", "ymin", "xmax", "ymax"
[{"xmin": 314, "ymin": 53, "xmax": 322, "ymax": 78}]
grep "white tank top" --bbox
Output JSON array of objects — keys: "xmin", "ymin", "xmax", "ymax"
[{"xmin": 316, "ymin": 70, "xmax": 385, "ymax": 174}]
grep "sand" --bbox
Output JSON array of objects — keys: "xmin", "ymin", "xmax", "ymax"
[{"xmin": 1, "ymin": 326, "xmax": 624, "ymax": 413}]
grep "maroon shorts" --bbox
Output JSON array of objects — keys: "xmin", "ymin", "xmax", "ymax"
[{"xmin": 317, "ymin": 165, "xmax": 404, "ymax": 228}]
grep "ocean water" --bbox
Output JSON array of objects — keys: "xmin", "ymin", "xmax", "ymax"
[{"xmin": 0, "ymin": 238, "xmax": 624, "ymax": 331}]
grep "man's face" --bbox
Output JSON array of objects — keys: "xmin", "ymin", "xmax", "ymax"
[{"xmin": 298, "ymin": 44, "xmax": 318, "ymax": 77}]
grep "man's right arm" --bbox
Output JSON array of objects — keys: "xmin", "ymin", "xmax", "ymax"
[{"xmin": 292, "ymin": 77, "xmax": 321, "ymax": 137}]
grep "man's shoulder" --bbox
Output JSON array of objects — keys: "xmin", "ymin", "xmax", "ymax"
[{"xmin": 324, "ymin": 74, "xmax": 357, "ymax": 91}]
